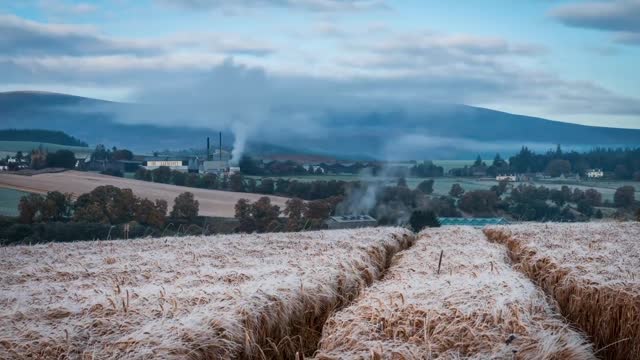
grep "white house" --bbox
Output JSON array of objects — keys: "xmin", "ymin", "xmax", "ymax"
[
  {"xmin": 586, "ymin": 169, "xmax": 604, "ymax": 178},
  {"xmin": 496, "ymin": 174, "xmax": 517, "ymax": 182},
  {"xmin": 303, "ymin": 164, "xmax": 325, "ymax": 174}
]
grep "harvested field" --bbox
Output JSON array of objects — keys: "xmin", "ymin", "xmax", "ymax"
[
  {"xmin": 315, "ymin": 227, "xmax": 596, "ymax": 359},
  {"xmin": 0, "ymin": 170, "xmax": 289, "ymax": 218},
  {"xmin": 0, "ymin": 228, "xmax": 414, "ymax": 359},
  {"xmin": 484, "ymin": 223, "xmax": 640, "ymax": 360}
]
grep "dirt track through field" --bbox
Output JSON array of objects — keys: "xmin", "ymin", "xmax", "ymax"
[{"xmin": 0, "ymin": 171, "xmax": 289, "ymax": 218}]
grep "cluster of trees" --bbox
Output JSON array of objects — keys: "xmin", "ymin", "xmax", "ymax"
[
  {"xmin": 0, "ymin": 129, "xmax": 88, "ymax": 147},
  {"xmin": 409, "ymin": 162, "xmax": 444, "ymax": 177},
  {"xmin": 2, "ymin": 148, "xmax": 78, "ymax": 170},
  {"xmin": 18, "ymin": 186, "xmax": 199, "ymax": 227},
  {"xmin": 509, "ymin": 146, "xmax": 640, "ymax": 180},
  {"xmin": 234, "ymin": 196, "xmax": 342, "ymax": 233},
  {"xmin": 449, "ymin": 154, "xmax": 511, "ymax": 177},
  {"xmin": 448, "ymin": 147, "xmax": 640, "ymax": 180},
  {"xmin": 92, "ymin": 145, "xmax": 133, "ymax": 162},
  {"xmin": 409, "ymin": 210, "xmax": 440, "ymax": 232},
  {"xmin": 45, "ymin": 149, "xmax": 76, "ymax": 169},
  {"xmin": 7, "ymin": 187, "xmax": 201, "ymax": 244},
  {"xmin": 239, "ymin": 155, "xmax": 373, "ymax": 176},
  {"xmin": 363, "ymin": 181, "xmax": 458, "ymax": 225},
  {"xmin": 134, "ymin": 167, "xmax": 350, "ymax": 200},
  {"xmin": 446, "ymin": 181, "xmax": 638, "ymax": 222}
]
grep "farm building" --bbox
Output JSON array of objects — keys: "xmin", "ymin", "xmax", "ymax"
[
  {"xmin": 327, "ymin": 215, "xmax": 377, "ymax": 229},
  {"xmin": 74, "ymin": 153, "xmax": 91, "ymax": 169},
  {"xmin": 438, "ymin": 217, "xmax": 509, "ymax": 227},
  {"xmin": 586, "ymin": 168, "xmax": 604, "ymax": 178},
  {"xmin": 201, "ymin": 160, "xmax": 229, "ymax": 174},
  {"xmin": 303, "ymin": 164, "xmax": 325, "ymax": 174},
  {"xmin": 496, "ymin": 174, "xmax": 517, "ymax": 181}
]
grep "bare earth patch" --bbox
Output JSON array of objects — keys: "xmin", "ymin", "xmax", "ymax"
[{"xmin": 0, "ymin": 228, "xmax": 413, "ymax": 359}]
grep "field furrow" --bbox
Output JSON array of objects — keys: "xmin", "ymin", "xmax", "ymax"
[
  {"xmin": 314, "ymin": 227, "xmax": 595, "ymax": 359},
  {"xmin": 484, "ymin": 223, "xmax": 640, "ymax": 360}
]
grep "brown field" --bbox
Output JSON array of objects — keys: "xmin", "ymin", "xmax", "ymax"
[
  {"xmin": 315, "ymin": 227, "xmax": 595, "ymax": 359},
  {"xmin": 0, "ymin": 170, "xmax": 290, "ymax": 218},
  {"xmin": 484, "ymin": 222, "xmax": 640, "ymax": 360},
  {"xmin": 0, "ymin": 228, "xmax": 414, "ymax": 359}
]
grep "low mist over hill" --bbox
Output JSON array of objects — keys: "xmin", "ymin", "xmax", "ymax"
[{"xmin": 2, "ymin": 91, "xmax": 639, "ymax": 159}]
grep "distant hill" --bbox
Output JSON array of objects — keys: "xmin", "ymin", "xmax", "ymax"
[
  {"xmin": 1, "ymin": 91, "xmax": 640, "ymax": 159},
  {"xmin": 0, "ymin": 141, "xmax": 92, "ymax": 157},
  {"xmin": 0, "ymin": 129, "xmax": 88, "ymax": 147}
]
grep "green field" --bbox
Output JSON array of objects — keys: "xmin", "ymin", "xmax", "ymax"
[
  {"xmin": 248, "ymin": 174, "xmax": 637, "ymax": 202},
  {"xmin": 432, "ymin": 160, "xmax": 474, "ymax": 172},
  {"xmin": 0, "ymin": 188, "xmax": 29, "ymax": 216},
  {"xmin": 0, "ymin": 141, "xmax": 92, "ymax": 157}
]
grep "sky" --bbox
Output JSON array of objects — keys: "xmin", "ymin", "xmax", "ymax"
[{"xmin": 0, "ymin": 0, "xmax": 639, "ymax": 129}]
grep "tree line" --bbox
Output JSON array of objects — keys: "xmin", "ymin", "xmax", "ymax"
[
  {"xmin": 134, "ymin": 167, "xmax": 349, "ymax": 200},
  {"xmin": 508, "ymin": 146, "xmax": 640, "ymax": 180},
  {"xmin": 448, "ymin": 182, "xmax": 637, "ymax": 221},
  {"xmin": 2, "ymin": 186, "xmax": 200, "ymax": 245},
  {"xmin": 0, "ymin": 129, "xmax": 88, "ymax": 147}
]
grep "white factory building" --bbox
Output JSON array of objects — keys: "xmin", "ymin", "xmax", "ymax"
[{"xmin": 142, "ymin": 158, "xmax": 189, "ymax": 172}]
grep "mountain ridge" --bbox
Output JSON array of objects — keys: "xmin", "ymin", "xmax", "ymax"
[{"xmin": 1, "ymin": 91, "xmax": 639, "ymax": 159}]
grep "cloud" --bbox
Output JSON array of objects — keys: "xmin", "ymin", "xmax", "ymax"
[
  {"xmin": 1, "ymin": 14, "xmax": 638, "ymax": 129},
  {"xmin": 614, "ymin": 32, "xmax": 640, "ymax": 45},
  {"xmin": 157, "ymin": 0, "xmax": 388, "ymax": 12},
  {"xmin": 0, "ymin": 15, "xmax": 275, "ymax": 57},
  {"xmin": 550, "ymin": 0, "xmax": 640, "ymax": 32},
  {"xmin": 0, "ymin": 14, "xmax": 156, "ymax": 56},
  {"xmin": 39, "ymin": 0, "xmax": 98, "ymax": 16},
  {"xmin": 550, "ymin": 0, "xmax": 640, "ymax": 46}
]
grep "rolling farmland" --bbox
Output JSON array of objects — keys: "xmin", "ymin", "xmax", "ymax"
[
  {"xmin": 0, "ymin": 171, "xmax": 289, "ymax": 218},
  {"xmin": 0, "ymin": 188, "xmax": 29, "ymax": 216},
  {"xmin": 0, "ymin": 223, "xmax": 638, "ymax": 359}
]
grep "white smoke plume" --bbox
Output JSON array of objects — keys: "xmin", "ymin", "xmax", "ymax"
[{"xmin": 230, "ymin": 123, "xmax": 250, "ymax": 165}]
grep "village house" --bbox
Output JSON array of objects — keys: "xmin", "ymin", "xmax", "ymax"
[{"xmin": 586, "ymin": 169, "xmax": 604, "ymax": 178}]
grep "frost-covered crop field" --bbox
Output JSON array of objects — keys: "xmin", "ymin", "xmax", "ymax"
[
  {"xmin": 315, "ymin": 227, "xmax": 595, "ymax": 359},
  {"xmin": 485, "ymin": 222, "xmax": 640, "ymax": 360},
  {"xmin": 1, "ymin": 223, "xmax": 638, "ymax": 359},
  {"xmin": 0, "ymin": 228, "xmax": 413, "ymax": 359}
]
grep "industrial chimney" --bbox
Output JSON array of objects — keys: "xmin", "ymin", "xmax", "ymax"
[
  {"xmin": 219, "ymin": 132, "xmax": 222, "ymax": 161},
  {"xmin": 206, "ymin": 137, "xmax": 211, "ymax": 160}
]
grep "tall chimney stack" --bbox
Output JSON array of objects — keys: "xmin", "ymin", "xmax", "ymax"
[
  {"xmin": 219, "ymin": 132, "xmax": 222, "ymax": 161},
  {"xmin": 206, "ymin": 137, "xmax": 210, "ymax": 160}
]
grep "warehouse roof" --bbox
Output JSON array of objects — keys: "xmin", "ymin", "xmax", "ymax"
[
  {"xmin": 438, "ymin": 217, "xmax": 510, "ymax": 227},
  {"xmin": 329, "ymin": 215, "xmax": 377, "ymax": 223}
]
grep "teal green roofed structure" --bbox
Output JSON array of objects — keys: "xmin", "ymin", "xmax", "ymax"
[{"xmin": 438, "ymin": 217, "xmax": 510, "ymax": 227}]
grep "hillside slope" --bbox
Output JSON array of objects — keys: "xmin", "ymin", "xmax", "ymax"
[{"xmin": 2, "ymin": 91, "xmax": 639, "ymax": 158}]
